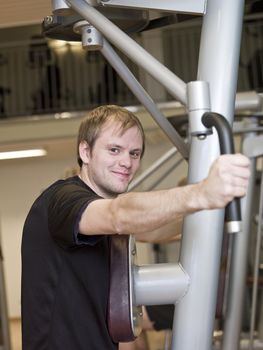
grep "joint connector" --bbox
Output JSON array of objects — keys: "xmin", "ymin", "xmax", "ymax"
[
  {"xmin": 73, "ymin": 21, "xmax": 103, "ymax": 50},
  {"xmin": 187, "ymin": 81, "xmax": 211, "ymax": 136},
  {"xmin": 52, "ymin": 0, "xmax": 74, "ymax": 16}
]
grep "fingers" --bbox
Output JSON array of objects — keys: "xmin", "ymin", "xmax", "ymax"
[
  {"xmin": 225, "ymin": 153, "xmax": 250, "ymax": 166},
  {"xmin": 202, "ymin": 153, "xmax": 251, "ymax": 209},
  {"xmin": 214, "ymin": 154, "xmax": 250, "ymax": 179},
  {"xmin": 226, "ymin": 182, "xmax": 248, "ymax": 198},
  {"xmin": 219, "ymin": 154, "xmax": 250, "ymax": 175},
  {"xmin": 218, "ymin": 154, "xmax": 250, "ymax": 192}
]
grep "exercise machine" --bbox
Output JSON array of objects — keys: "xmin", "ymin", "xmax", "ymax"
[{"xmin": 43, "ymin": 1, "xmax": 263, "ymax": 349}]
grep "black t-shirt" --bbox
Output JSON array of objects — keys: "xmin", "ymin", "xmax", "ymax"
[{"xmin": 21, "ymin": 176, "xmax": 117, "ymax": 350}]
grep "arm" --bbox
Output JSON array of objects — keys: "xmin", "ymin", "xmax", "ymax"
[
  {"xmin": 79, "ymin": 153, "xmax": 250, "ymax": 239},
  {"xmin": 135, "ymin": 220, "xmax": 182, "ymax": 243}
]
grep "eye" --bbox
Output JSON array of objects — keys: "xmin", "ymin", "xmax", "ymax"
[
  {"xmin": 109, "ymin": 147, "xmax": 120, "ymax": 154},
  {"xmin": 130, "ymin": 151, "xmax": 141, "ymax": 159}
]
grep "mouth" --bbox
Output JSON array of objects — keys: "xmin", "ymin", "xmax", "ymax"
[{"xmin": 112, "ymin": 171, "xmax": 130, "ymax": 181}]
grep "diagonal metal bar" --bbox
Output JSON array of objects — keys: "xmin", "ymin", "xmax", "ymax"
[
  {"xmin": 66, "ymin": 0, "xmax": 188, "ymax": 105},
  {"xmin": 101, "ymin": 40, "xmax": 189, "ymax": 159}
]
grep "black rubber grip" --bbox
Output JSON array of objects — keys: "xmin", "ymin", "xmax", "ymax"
[{"xmin": 202, "ymin": 112, "xmax": 241, "ymax": 224}]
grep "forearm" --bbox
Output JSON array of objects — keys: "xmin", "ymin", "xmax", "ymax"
[
  {"xmin": 110, "ymin": 183, "xmax": 203, "ymax": 235},
  {"xmin": 79, "ymin": 183, "xmax": 202, "ymax": 237},
  {"xmin": 135, "ymin": 220, "xmax": 182, "ymax": 243}
]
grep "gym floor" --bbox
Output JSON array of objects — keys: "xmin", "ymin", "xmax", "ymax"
[
  {"xmin": 10, "ymin": 319, "xmax": 21, "ymax": 350},
  {"xmin": 10, "ymin": 320, "xmax": 263, "ymax": 349},
  {"xmin": 9, "ymin": 319, "xmax": 170, "ymax": 350}
]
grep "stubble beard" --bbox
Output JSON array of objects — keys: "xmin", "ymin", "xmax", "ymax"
[{"xmin": 100, "ymin": 175, "xmax": 130, "ymax": 198}]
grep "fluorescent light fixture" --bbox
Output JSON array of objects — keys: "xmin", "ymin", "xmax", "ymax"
[{"xmin": 0, "ymin": 149, "xmax": 47, "ymax": 160}]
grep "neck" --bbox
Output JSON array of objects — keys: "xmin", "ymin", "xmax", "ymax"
[{"xmin": 79, "ymin": 167, "xmax": 117, "ymax": 199}]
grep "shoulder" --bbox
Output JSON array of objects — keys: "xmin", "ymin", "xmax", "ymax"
[
  {"xmin": 47, "ymin": 176, "xmax": 102, "ymax": 216},
  {"xmin": 49, "ymin": 176, "xmax": 100, "ymax": 201},
  {"xmin": 30, "ymin": 176, "xmax": 97, "ymax": 210}
]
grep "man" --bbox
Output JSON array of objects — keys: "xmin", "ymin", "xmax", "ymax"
[{"xmin": 21, "ymin": 105, "xmax": 250, "ymax": 350}]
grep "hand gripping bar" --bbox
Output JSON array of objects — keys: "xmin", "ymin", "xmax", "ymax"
[{"xmin": 202, "ymin": 112, "xmax": 242, "ymax": 233}]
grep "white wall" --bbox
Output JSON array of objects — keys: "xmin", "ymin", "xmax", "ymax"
[
  {"xmin": 0, "ymin": 155, "xmax": 76, "ymax": 318},
  {"xmin": 0, "ymin": 1, "xmax": 51, "ymax": 29}
]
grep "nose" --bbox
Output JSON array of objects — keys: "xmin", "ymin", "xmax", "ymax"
[{"xmin": 119, "ymin": 152, "xmax": 132, "ymax": 168}]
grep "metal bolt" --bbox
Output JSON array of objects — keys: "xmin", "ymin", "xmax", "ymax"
[
  {"xmin": 197, "ymin": 134, "xmax": 207, "ymax": 140},
  {"xmin": 44, "ymin": 16, "xmax": 53, "ymax": 25}
]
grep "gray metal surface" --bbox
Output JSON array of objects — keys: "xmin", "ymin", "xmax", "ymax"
[
  {"xmin": 0, "ymin": 221, "xmax": 11, "ymax": 350},
  {"xmin": 128, "ymin": 236, "xmax": 143, "ymax": 338},
  {"xmin": 172, "ymin": 0, "xmax": 245, "ymax": 349},
  {"xmin": 134, "ymin": 263, "xmax": 189, "ymax": 306},
  {"xmin": 51, "ymin": 0, "xmax": 150, "ymax": 35},
  {"xmin": 249, "ymin": 169, "xmax": 263, "ymax": 349},
  {"xmin": 99, "ymin": 0, "xmax": 207, "ymax": 14},
  {"xmin": 187, "ymin": 80, "xmax": 211, "ymax": 135},
  {"xmin": 222, "ymin": 120, "xmax": 258, "ymax": 350},
  {"xmin": 0, "ymin": 254, "xmax": 11, "ymax": 350}
]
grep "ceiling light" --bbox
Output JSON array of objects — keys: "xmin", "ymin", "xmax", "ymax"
[{"xmin": 0, "ymin": 149, "xmax": 47, "ymax": 160}]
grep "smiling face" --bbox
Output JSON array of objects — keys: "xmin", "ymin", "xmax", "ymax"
[{"xmin": 79, "ymin": 121, "xmax": 143, "ymax": 198}]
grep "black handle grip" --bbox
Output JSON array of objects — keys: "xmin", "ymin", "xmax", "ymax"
[{"xmin": 202, "ymin": 112, "xmax": 241, "ymax": 230}]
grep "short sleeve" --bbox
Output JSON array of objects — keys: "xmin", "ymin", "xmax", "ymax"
[{"xmin": 48, "ymin": 181, "xmax": 101, "ymax": 248}]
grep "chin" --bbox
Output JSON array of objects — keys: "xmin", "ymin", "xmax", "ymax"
[
  {"xmin": 115, "ymin": 187, "xmax": 128, "ymax": 195},
  {"xmin": 114, "ymin": 184, "xmax": 129, "ymax": 194},
  {"xmin": 104, "ymin": 184, "xmax": 127, "ymax": 197}
]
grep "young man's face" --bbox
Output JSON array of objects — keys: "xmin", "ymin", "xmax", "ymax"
[{"xmin": 83, "ymin": 122, "xmax": 143, "ymax": 198}]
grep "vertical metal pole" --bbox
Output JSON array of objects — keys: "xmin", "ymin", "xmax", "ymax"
[
  {"xmin": 222, "ymin": 119, "xmax": 258, "ymax": 350},
  {"xmin": 0, "ymin": 220, "xmax": 11, "ymax": 350},
  {"xmin": 0, "ymin": 248, "xmax": 11, "ymax": 350},
  {"xmin": 172, "ymin": 1, "xmax": 245, "ymax": 349},
  {"xmin": 249, "ymin": 168, "xmax": 263, "ymax": 349}
]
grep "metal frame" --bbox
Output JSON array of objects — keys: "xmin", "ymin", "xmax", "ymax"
[
  {"xmin": 243, "ymin": 133, "xmax": 263, "ymax": 350},
  {"xmin": 221, "ymin": 118, "xmax": 260, "ymax": 350},
  {"xmin": 65, "ymin": 0, "xmax": 188, "ymax": 104},
  {"xmin": 0, "ymin": 220, "xmax": 11, "ymax": 350},
  {"xmin": 173, "ymin": 2, "xmax": 245, "ymax": 349},
  {"xmin": 52, "ymin": 0, "xmax": 256, "ymax": 349},
  {"xmin": 98, "ymin": 0, "xmax": 207, "ymax": 15}
]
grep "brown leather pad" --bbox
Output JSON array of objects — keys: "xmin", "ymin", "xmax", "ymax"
[{"xmin": 107, "ymin": 235, "xmax": 136, "ymax": 343}]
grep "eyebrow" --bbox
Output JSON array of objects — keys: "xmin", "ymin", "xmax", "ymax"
[
  {"xmin": 130, "ymin": 148, "xmax": 142, "ymax": 153},
  {"xmin": 107, "ymin": 144, "xmax": 142, "ymax": 153}
]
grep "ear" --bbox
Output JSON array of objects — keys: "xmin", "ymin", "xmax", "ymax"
[{"xmin": 79, "ymin": 141, "xmax": 91, "ymax": 165}]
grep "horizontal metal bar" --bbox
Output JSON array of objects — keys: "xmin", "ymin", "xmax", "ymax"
[
  {"xmin": 134, "ymin": 263, "xmax": 190, "ymax": 306},
  {"xmin": 100, "ymin": 0, "xmax": 207, "ymax": 15},
  {"xmin": 242, "ymin": 134, "xmax": 263, "ymax": 158},
  {"xmin": 235, "ymin": 91, "xmax": 263, "ymax": 111}
]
